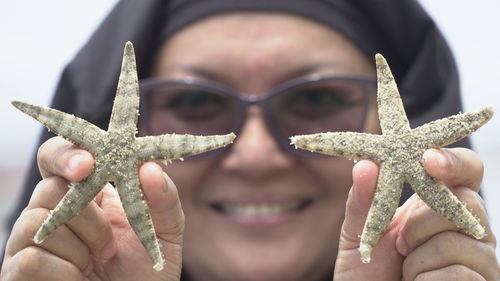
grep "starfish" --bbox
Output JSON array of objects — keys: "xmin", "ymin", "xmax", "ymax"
[
  {"xmin": 12, "ymin": 42, "xmax": 235, "ymax": 271},
  {"xmin": 290, "ymin": 54, "xmax": 493, "ymax": 263}
]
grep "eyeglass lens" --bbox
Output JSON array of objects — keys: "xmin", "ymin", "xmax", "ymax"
[
  {"xmin": 267, "ymin": 79, "xmax": 367, "ymax": 137},
  {"xmin": 141, "ymin": 78, "xmax": 372, "ymax": 155},
  {"xmin": 146, "ymin": 85, "xmax": 237, "ymax": 136}
]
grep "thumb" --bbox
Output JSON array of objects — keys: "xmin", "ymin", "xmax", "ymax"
[
  {"xmin": 139, "ymin": 162, "xmax": 184, "ymax": 244},
  {"xmin": 334, "ymin": 160, "xmax": 402, "ymax": 281},
  {"xmin": 338, "ymin": 160, "xmax": 379, "ymax": 252}
]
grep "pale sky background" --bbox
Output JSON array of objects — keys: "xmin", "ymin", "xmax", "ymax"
[{"xmin": 0, "ymin": 0, "xmax": 499, "ymax": 259}]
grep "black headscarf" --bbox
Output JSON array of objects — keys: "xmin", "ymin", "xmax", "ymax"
[{"xmin": 3, "ymin": 0, "xmax": 469, "ymax": 275}]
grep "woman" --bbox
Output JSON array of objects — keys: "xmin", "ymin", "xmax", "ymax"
[{"xmin": 1, "ymin": 0, "xmax": 499, "ymax": 280}]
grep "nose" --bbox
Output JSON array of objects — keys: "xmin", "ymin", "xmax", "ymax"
[{"xmin": 221, "ymin": 106, "xmax": 295, "ymax": 179}]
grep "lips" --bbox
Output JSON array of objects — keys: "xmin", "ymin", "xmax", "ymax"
[{"xmin": 211, "ymin": 199, "xmax": 312, "ymax": 217}]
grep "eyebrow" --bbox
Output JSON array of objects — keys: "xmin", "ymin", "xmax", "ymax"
[
  {"xmin": 175, "ymin": 65, "xmax": 225, "ymax": 82},
  {"xmin": 285, "ymin": 62, "xmax": 342, "ymax": 79},
  {"xmin": 171, "ymin": 61, "xmax": 348, "ymax": 84}
]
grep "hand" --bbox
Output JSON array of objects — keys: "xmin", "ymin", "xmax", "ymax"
[
  {"xmin": 0, "ymin": 137, "xmax": 184, "ymax": 281},
  {"xmin": 334, "ymin": 148, "xmax": 500, "ymax": 281}
]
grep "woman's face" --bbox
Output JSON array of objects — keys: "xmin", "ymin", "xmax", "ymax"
[{"xmin": 148, "ymin": 12, "xmax": 378, "ymax": 281}]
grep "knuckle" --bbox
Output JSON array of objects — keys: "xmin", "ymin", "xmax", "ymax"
[
  {"xmin": 14, "ymin": 210, "xmax": 91, "ymax": 273},
  {"xmin": 473, "ymin": 241, "xmax": 500, "ymax": 271},
  {"xmin": 8, "ymin": 246, "xmax": 82, "ymax": 281},
  {"xmin": 469, "ymin": 150, "xmax": 485, "ymax": 178},
  {"xmin": 399, "ymin": 200, "xmax": 441, "ymax": 248},
  {"xmin": 433, "ymin": 232, "xmax": 498, "ymax": 277},
  {"xmin": 32, "ymin": 177, "xmax": 68, "ymax": 201},
  {"xmin": 14, "ymin": 209, "xmax": 48, "ymax": 241},
  {"xmin": 448, "ymin": 266, "xmax": 470, "ymax": 280},
  {"xmin": 483, "ymin": 246, "xmax": 499, "ymax": 270},
  {"xmin": 170, "ymin": 211, "xmax": 186, "ymax": 244},
  {"xmin": 13, "ymin": 246, "xmax": 44, "ymax": 277},
  {"xmin": 456, "ymin": 189, "xmax": 487, "ymax": 217},
  {"xmin": 37, "ymin": 140, "xmax": 51, "ymax": 173},
  {"xmin": 433, "ymin": 231, "xmax": 462, "ymax": 259},
  {"xmin": 486, "ymin": 228, "xmax": 497, "ymax": 248},
  {"xmin": 87, "ymin": 219, "xmax": 112, "ymax": 251},
  {"xmin": 415, "ymin": 264, "xmax": 484, "ymax": 281},
  {"xmin": 442, "ymin": 151, "xmax": 462, "ymax": 182},
  {"xmin": 74, "ymin": 248, "xmax": 91, "ymax": 272},
  {"xmin": 414, "ymin": 272, "xmax": 435, "ymax": 281},
  {"xmin": 447, "ymin": 148, "xmax": 484, "ymax": 186},
  {"xmin": 37, "ymin": 137, "xmax": 70, "ymax": 178},
  {"xmin": 67, "ymin": 204, "xmax": 111, "ymax": 251}
]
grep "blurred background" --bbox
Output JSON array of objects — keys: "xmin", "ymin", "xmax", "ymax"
[{"xmin": 1, "ymin": 0, "xmax": 499, "ymax": 257}]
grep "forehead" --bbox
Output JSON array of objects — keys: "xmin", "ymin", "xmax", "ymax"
[
  {"xmin": 152, "ymin": 12, "xmax": 373, "ymax": 89},
  {"xmin": 168, "ymin": 12, "xmax": 338, "ymax": 42}
]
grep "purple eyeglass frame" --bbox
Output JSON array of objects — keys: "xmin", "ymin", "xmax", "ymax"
[{"xmin": 139, "ymin": 74, "xmax": 376, "ymax": 158}]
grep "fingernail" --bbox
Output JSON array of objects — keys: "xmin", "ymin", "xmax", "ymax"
[
  {"xmin": 149, "ymin": 162, "xmax": 168, "ymax": 194},
  {"xmin": 423, "ymin": 149, "xmax": 447, "ymax": 168},
  {"xmin": 155, "ymin": 164, "xmax": 169, "ymax": 194},
  {"xmin": 395, "ymin": 236, "xmax": 409, "ymax": 256},
  {"xmin": 163, "ymin": 182, "xmax": 168, "ymax": 194},
  {"xmin": 100, "ymin": 239, "xmax": 116, "ymax": 260},
  {"xmin": 68, "ymin": 153, "xmax": 84, "ymax": 173}
]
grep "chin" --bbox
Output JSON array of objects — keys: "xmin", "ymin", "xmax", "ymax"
[{"xmin": 182, "ymin": 212, "xmax": 337, "ymax": 281}]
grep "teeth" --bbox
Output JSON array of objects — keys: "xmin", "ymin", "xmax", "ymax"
[{"xmin": 219, "ymin": 202, "xmax": 304, "ymax": 216}]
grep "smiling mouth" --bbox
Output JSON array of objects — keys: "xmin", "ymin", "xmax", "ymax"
[{"xmin": 211, "ymin": 199, "xmax": 313, "ymax": 217}]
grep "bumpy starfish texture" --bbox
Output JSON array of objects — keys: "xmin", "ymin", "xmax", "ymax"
[
  {"xmin": 12, "ymin": 42, "xmax": 235, "ymax": 271},
  {"xmin": 290, "ymin": 54, "xmax": 493, "ymax": 263}
]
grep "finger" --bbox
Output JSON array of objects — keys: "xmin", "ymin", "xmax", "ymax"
[
  {"xmin": 37, "ymin": 136, "xmax": 94, "ymax": 181},
  {"xmin": 422, "ymin": 148, "xmax": 483, "ymax": 191},
  {"xmin": 139, "ymin": 162, "xmax": 184, "ymax": 244},
  {"xmin": 25, "ymin": 176, "xmax": 115, "ymax": 260},
  {"xmin": 338, "ymin": 160, "xmax": 379, "ymax": 247},
  {"xmin": 413, "ymin": 264, "xmax": 485, "ymax": 281},
  {"xmin": 335, "ymin": 160, "xmax": 404, "ymax": 279},
  {"xmin": 3, "ymin": 246, "xmax": 83, "ymax": 281},
  {"xmin": 6, "ymin": 208, "xmax": 89, "ymax": 271},
  {"xmin": 397, "ymin": 186, "xmax": 495, "ymax": 257},
  {"xmin": 402, "ymin": 231, "xmax": 498, "ymax": 281},
  {"xmin": 139, "ymin": 162, "xmax": 184, "ymax": 270}
]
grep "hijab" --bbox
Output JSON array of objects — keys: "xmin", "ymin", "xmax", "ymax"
[{"xmin": 4, "ymin": 0, "xmax": 469, "ymax": 273}]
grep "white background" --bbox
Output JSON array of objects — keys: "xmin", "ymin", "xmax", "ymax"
[{"xmin": 1, "ymin": 0, "xmax": 499, "ymax": 259}]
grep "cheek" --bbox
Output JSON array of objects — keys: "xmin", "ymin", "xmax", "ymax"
[
  {"xmin": 306, "ymin": 157, "xmax": 354, "ymax": 182},
  {"xmin": 302, "ymin": 157, "xmax": 355, "ymax": 203},
  {"xmin": 162, "ymin": 160, "xmax": 215, "ymax": 203},
  {"xmin": 299, "ymin": 157, "xmax": 356, "ymax": 254}
]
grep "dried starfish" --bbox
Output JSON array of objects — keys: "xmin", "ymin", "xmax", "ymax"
[
  {"xmin": 290, "ymin": 54, "xmax": 493, "ymax": 263},
  {"xmin": 12, "ymin": 42, "xmax": 235, "ymax": 271}
]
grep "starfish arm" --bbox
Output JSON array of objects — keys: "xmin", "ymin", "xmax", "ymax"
[
  {"xmin": 408, "ymin": 164, "xmax": 485, "ymax": 239},
  {"xmin": 11, "ymin": 101, "xmax": 106, "ymax": 151},
  {"xmin": 33, "ymin": 170, "xmax": 107, "ymax": 244},
  {"xmin": 412, "ymin": 107, "xmax": 494, "ymax": 147},
  {"xmin": 358, "ymin": 162, "xmax": 404, "ymax": 263},
  {"xmin": 115, "ymin": 172, "xmax": 164, "ymax": 271},
  {"xmin": 135, "ymin": 133, "xmax": 236, "ymax": 162},
  {"xmin": 108, "ymin": 42, "xmax": 140, "ymax": 137},
  {"xmin": 375, "ymin": 54, "xmax": 411, "ymax": 135},
  {"xmin": 290, "ymin": 132, "xmax": 385, "ymax": 161}
]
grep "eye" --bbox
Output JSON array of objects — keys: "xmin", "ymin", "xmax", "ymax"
[
  {"xmin": 170, "ymin": 90, "xmax": 220, "ymax": 107},
  {"xmin": 292, "ymin": 89, "xmax": 350, "ymax": 105},
  {"xmin": 150, "ymin": 88, "xmax": 228, "ymax": 120},
  {"xmin": 282, "ymin": 87, "xmax": 361, "ymax": 119}
]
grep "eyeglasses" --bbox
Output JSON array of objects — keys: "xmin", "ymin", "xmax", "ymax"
[{"xmin": 139, "ymin": 74, "xmax": 376, "ymax": 157}]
